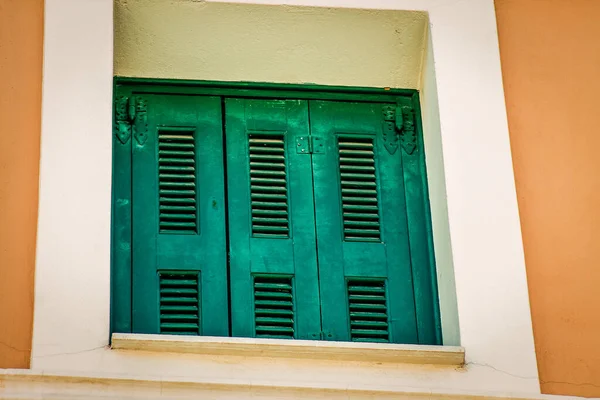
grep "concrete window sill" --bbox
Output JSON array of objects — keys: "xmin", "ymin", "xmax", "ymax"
[{"xmin": 111, "ymin": 333, "xmax": 465, "ymax": 366}]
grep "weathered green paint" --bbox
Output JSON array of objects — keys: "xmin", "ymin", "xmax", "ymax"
[
  {"xmin": 411, "ymin": 93, "xmax": 442, "ymax": 345},
  {"xmin": 131, "ymin": 95, "xmax": 228, "ymax": 336},
  {"xmin": 116, "ymin": 77, "xmax": 416, "ymax": 100},
  {"xmin": 310, "ymin": 101, "xmax": 418, "ymax": 343},
  {"xmin": 111, "ymin": 79, "xmax": 441, "ymax": 345},
  {"xmin": 111, "ymin": 86, "xmax": 133, "ymax": 336},
  {"xmin": 225, "ymin": 99, "xmax": 321, "ymax": 339}
]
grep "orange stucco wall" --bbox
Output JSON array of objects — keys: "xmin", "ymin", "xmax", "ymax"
[
  {"xmin": 495, "ymin": 0, "xmax": 600, "ymax": 397},
  {"xmin": 0, "ymin": 0, "xmax": 44, "ymax": 368}
]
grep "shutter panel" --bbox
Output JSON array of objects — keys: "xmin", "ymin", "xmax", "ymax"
[
  {"xmin": 132, "ymin": 95, "xmax": 228, "ymax": 336},
  {"xmin": 309, "ymin": 100, "xmax": 419, "ymax": 344},
  {"xmin": 225, "ymin": 98, "xmax": 321, "ymax": 340}
]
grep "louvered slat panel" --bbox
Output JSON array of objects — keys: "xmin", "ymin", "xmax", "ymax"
[
  {"xmin": 249, "ymin": 133, "xmax": 289, "ymax": 238},
  {"xmin": 338, "ymin": 137, "xmax": 381, "ymax": 242},
  {"xmin": 159, "ymin": 271, "xmax": 200, "ymax": 335},
  {"xmin": 348, "ymin": 279, "xmax": 389, "ymax": 342},
  {"xmin": 158, "ymin": 129, "xmax": 197, "ymax": 234},
  {"xmin": 254, "ymin": 276, "xmax": 295, "ymax": 339}
]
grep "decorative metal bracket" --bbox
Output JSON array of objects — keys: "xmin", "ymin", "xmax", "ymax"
[
  {"xmin": 114, "ymin": 96, "xmax": 132, "ymax": 144},
  {"xmin": 382, "ymin": 104, "xmax": 417, "ymax": 155},
  {"xmin": 132, "ymin": 97, "xmax": 148, "ymax": 146},
  {"xmin": 382, "ymin": 105, "xmax": 399, "ymax": 155},
  {"xmin": 400, "ymin": 106, "xmax": 417, "ymax": 155}
]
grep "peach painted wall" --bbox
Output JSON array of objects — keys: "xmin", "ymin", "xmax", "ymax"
[
  {"xmin": 0, "ymin": 0, "xmax": 44, "ymax": 368},
  {"xmin": 495, "ymin": 0, "xmax": 600, "ymax": 397}
]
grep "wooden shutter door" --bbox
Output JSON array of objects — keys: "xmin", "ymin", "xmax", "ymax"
[
  {"xmin": 309, "ymin": 101, "xmax": 419, "ymax": 344},
  {"xmin": 225, "ymin": 99, "xmax": 321, "ymax": 340},
  {"xmin": 132, "ymin": 95, "xmax": 228, "ymax": 336}
]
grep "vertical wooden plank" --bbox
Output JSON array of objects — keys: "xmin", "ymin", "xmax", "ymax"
[
  {"xmin": 225, "ymin": 98, "xmax": 255, "ymax": 338},
  {"xmin": 400, "ymin": 95, "xmax": 442, "ymax": 345},
  {"xmin": 307, "ymin": 101, "xmax": 349, "ymax": 341},
  {"xmin": 285, "ymin": 100, "xmax": 322, "ymax": 340},
  {"xmin": 131, "ymin": 94, "xmax": 160, "ymax": 334},
  {"xmin": 413, "ymin": 93, "xmax": 442, "ymax": 345},
  {"xmin": 111, "ymin": 86, "xmax": 133, "ymax": 335}
]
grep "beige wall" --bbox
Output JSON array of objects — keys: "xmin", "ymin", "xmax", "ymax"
[
  {"xmin": 114, "ymin": 1, "xmax": 427, "ymax": 88},
  {"xmin": 0, "ymin": 0, "xmax": 44, "ymax": 368},
  {"xmin": 495, "ymin": 0, "xmax": 600, "ymax": 397}
]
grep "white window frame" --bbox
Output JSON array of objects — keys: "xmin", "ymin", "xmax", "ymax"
[{"xmin": 33, "ymin": 0, "xmax": 539, "ymax": 394}]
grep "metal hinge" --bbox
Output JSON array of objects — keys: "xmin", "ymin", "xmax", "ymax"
[
  {"xmin": 114, "ymin": 96, "xmax": 148, "ymax": 145},
  {"xmin": 308, "ymin": 331, "xmax": 334, "ymax": 340},
  {"xmin": 296, "ymin": 136, "xmax": 324, "ymax": 154},
  {"xmin": 382, "ymin": 104, "xmax": 417, "ymax": 155}
]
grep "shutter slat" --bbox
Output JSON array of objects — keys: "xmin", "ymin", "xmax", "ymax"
[
  {"xmin": 252, "ymin": 217, "xmax": 289, "ymax": 225},
  {"xmin": 249, "ymin": 133, "xmax": 290, "ymax": 238},
  {"xmin": 160, "ymin": 182, "xmax": 195, "ymax": 188},
  {"xmin": 159, "ymin": 158, "xmax": 195, "ymax": 165},
  {"xmin": 250, "ymin": 185, "xmax": 287, "ymax": 193},
  {"xmin": 161, "ymin": 305, "xmax": 198, "ymax": 312},
  {"xmin": 250, "ymin": 171, "xmax": 286, "ymax": 178},
  {"xmin": 159, "ymin": 174, "xmax": 195, "ymax": 181},
  {"xmin": 160, "ymin": 197, "xmax": 195, "ymax": 204},
  {"xmin": 251, "ymin": 201, "xmax": 288, "ymax": 209},
  {"xmin": 251, "ymin": 209, "xmax": 289, "ymax": 217},
  {"xmin": 160, "ymin": 213, "xmax": 197, "ymax": 221},
  {"xmin": 160, "ymin": 205, "xmax": 196, "ymax": 212},
  {"xmin": 340, "ymin": 165, "xmax": 375, "ymax": 172},
  {"xmin": 159, "ymin": 271, "xmax": 200, "ymax": 335},
  {"xmin": 159, "ymin": 189, "xmax": 196, "ymax": 196},
  {"xmin": 250, "ymin": 161, "xmax": 285, "ymax": 170},
  {"xmin": 161, "ymin": 314, "xmax": 198, "ymax": 320},
  {"xmin": 159, "ymin": 142, "xmax": 194, "ymax": 149},
  {"xmin": 347, "ymin": 279, "xmax": 389, "ymax": 343},
  {"xmin": 159, "ymin": 150, "xmax": 195, "ymax": 157},
  {"xmin": 158, "ymin": 129, "xmax": 197, "ymax": 234},
  {"xmin": 160, "ymin": 279, "xmax": 197, "ymax": 286},
  {"xmin": 254, "ymin": 276, "xmax": 295, "ymax": 339}
]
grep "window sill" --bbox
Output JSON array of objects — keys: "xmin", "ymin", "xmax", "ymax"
[{"xmin": 111, "ymin": 333, "xmax": 465, "ymax": 366}]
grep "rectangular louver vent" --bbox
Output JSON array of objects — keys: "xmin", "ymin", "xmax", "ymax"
[
  {"xmin": 348, "ymin": 279, "xmax": 389, "ymax": 342},
  {"xmin": 254, "ymin": 276, "xmax": 295, "ymax": 339},
  {"xmin": 159, "ymin": 271, "xmax": 200, "ymax": 335},
  {"xmin": 249, "ymin": 133, "xmax": 289, "ymax": 238},
  {"xmin": 158, "ymin": 128, "xmax": 197, "ymax": 234},
  {"xmin": 338, "ymin": 137, "xmax": 381, "ymax": 242}
]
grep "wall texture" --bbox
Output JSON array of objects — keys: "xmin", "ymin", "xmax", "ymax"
[
  {"xmin": 114, "ymin": 0, "xmax": 427, "ymax": 88},
  {"xmin": 0, "ymin": 0, "xmax": 44, "ymax": 368},
  {"xmin": 495, "ymin": 0, "xmax": 600, "ymax": 397}
]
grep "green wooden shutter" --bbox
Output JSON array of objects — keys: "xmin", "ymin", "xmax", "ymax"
[
  {"xmin": 225, "ymin": 98, "xmax": 322, "ymax": 340},
  {"xmin": 132, "ymin": 95, "xmax": 228, "ymax": 336},
  {"xmin": 309, "ymin": 100, "xmax": 419, "ymax": 344}
]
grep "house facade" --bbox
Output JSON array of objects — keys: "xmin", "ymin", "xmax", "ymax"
[{"xmin": 0, "ymin": 0, "xmax": 599, "ymax": 399}]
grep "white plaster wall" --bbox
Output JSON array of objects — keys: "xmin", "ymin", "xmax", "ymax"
[
  {"xmin": 32, "ymin": 0, "xmax": 540, "ymax": 395},
  {"xmin": 32, "ymin": 0, "xmax": 113, "ymax": 359},
  {"xmin": 114, "ymin": 1, "xmax": 428, "ymax": 88},
  {"xmin": 420, "ymin": 26, "xmax": 460, "ymax": 347}
]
